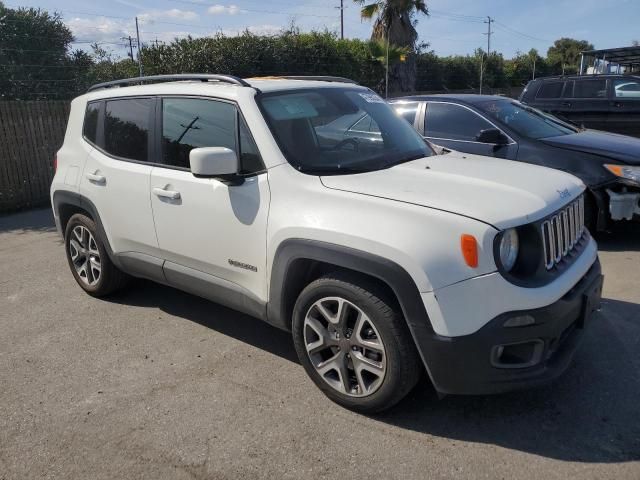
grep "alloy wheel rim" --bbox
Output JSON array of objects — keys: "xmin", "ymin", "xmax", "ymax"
[
  {"xmin": 303, "ymin": 297, "xmax": 387, "ymax": 397},
  {"xmin": 69, "ymin": 225, "xmax": 101, "ymax": 286}
]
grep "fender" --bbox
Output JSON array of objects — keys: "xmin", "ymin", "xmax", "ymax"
[
  {"xmin": 267, "ymin": 238, "xmax": 440, "ymax": 381},
  {"xmin": 52, "ymin": 190, "xmax": 117, "ymax": 260},
  {"xmin": 52, "ymin": 191, "xmax": 142, "ymax": 276}
]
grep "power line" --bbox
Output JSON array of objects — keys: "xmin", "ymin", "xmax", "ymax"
[{"xmin": 493, "ymin": 20, "xmax": 550, "ymax": 43}]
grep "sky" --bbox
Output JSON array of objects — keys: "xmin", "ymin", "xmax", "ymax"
[{"xmin": 6, "ymin": 0, "xmax": 640, "ymax": 59}]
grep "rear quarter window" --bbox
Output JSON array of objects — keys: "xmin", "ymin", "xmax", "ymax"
[{"xmin": 82, "ymin": 102, "xmax": 100, "ymax": 145}]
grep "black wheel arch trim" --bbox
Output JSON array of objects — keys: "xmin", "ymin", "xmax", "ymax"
[
  {"xmin": 52, "ymin": 190, "xmax": 123, "ymax": 270},
  {"xmin": 267, "ymin": 238, "xmax": 440, "ymax": 383}
]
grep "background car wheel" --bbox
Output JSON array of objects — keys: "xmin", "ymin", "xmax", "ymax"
[
  {"xmin": 292, "ymin": 272, "xmax": 422, "ymax": 413},
  {"xmin": 64, "ymin": 213, "xmax": 129, "ymax": 297}
]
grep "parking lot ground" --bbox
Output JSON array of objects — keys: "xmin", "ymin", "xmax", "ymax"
[{"xmin": 1, "ymin": 208, "xmax": 639, "ymax": 480}]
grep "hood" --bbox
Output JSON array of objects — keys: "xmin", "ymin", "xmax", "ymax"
[
  {"xmin": 320, "ymin": 151, "xmax": 585, "ymax": 230},
  {"xmin": 540, "ymin": 130, "xmax": 640, "ymax": 165}
]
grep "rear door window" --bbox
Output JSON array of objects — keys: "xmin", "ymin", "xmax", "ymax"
[
  {"xmin": 536, "ymin": 82, "xmax": 564, "ymax": 99},
  {"xmin": 613, "ymin": 78, "xmax": 640, "ymax": 99},
  {"xmin": 424, "ymin": 102, "xmax": 493, "ymax": 141},
  {"xmin": 104, "ymin": 98, "xmax": 152, "ymax": 162},
  {"xmin": 572, "ymin": 79, "xmax": 608, "ymax": 98}
]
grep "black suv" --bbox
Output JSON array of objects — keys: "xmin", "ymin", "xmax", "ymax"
[{"xmin": 520, "ymin": 75, "xmax": 640, "ymax": 137}]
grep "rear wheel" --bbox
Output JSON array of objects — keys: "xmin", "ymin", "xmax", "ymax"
[
  {"xmin": 292, "ymin": 272, "xmax": 421, "ymax": 413},
  {"xmin": 64, "ymin": 213, "xmax": 129, "ymax": 296}
]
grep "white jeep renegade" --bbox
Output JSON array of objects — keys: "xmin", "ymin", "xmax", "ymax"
[{"xmin": 51, "ymin": 74, "xmax": 603, "ymax": 412}]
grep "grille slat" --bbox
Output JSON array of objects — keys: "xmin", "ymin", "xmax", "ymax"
[{"xmin": 541, "ymin": 195, "xmax": 585, "ymax": 270}]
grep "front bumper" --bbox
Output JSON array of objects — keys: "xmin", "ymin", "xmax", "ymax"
[{"xmin": 416, "ymin": 259, "xmax": 603, "ymax": 395}]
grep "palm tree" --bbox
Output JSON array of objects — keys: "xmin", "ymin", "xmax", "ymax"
[{"xmin": 355, "ymin": 0, "xmax": 429, "ymax": 94}]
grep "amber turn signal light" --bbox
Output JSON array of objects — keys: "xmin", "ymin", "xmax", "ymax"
[{"xmin": 460, "ymin": 234, "xmax": 478, "ymax": 268}]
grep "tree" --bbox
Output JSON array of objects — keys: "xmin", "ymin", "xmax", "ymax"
[
  {"xmin": 367, "ymin": 39, "xmax": 410, "ymax": 94},
  {"xmin": 355, "ymin": 0, "xmax": 429, "ymax": 94},
  {"xmin": 0, "ymin": 2, "xmax": 81, "ymax": 99},
  {"xmin": 547, "ymin": 38, "xmax": 594, "ymax": 75},
  {"xmin": 505, "ymin": 48, "xmax": 549, "ymax": 86}
]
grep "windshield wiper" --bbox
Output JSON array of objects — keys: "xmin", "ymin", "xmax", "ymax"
[
  {"xmin": 300, "ymin": 165, "xmax": 374, "ymax": 175},
  {"xmin": 385, "ymin": 153, "xmax": 427, "ymax": 168}
]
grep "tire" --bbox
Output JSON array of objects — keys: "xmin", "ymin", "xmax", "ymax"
[
  {"xmin": 292, "ymin": 272, "xmax": 422, "ymax": 413},
  {"xmin": 584, "ymin": 191, "xmax": 599, "ymax": 233},
  {"xmin": 64, "ymin": 213, "xmax": 129, "ymax": 297}
]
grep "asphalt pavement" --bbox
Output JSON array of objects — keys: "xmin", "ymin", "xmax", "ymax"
[{"xmin": 1, "ymin": 208, "xmax": 639, "ymax": 479}]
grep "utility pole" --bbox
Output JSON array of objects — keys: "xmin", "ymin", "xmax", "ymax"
[
  {"xmin": 483, "ymin": 16, "xmax": 494, "ymax": 56},
  {"xmin": 480, "ymin": 16, "xmax": 493, "ymax": 95},
  {"xmin": 479, "ymin": 53, "xmax": 484, "ymax": 95},
  {"xmin": 532, "ymin": 56, "xmax": 536, "ymax": 79},
  {"xmin": 335, "ymin": 0, "xmax": 344, "ymax": 39},
  {"xmin": 135, "ymin": 16, "xmax": 143, "ymax": 77},
  {"xmin": 385, "ymin": 30, "xmax": 390, "ymax": 98},
  {"xmin": 121, "ymin": 36, "xmax": 135, "ymax": 60}
]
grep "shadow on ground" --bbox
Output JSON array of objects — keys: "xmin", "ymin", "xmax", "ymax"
[
  {"xmin": 595, "ymin": 222, "xmax": 640, "ymax": 252},
  {"xmin": 108, "ymin": 279, "xmax": 299, "ymax": 363},
  {"xmin": 0, "ymin": 208, "xmax": 56, "ymax": 234},
  {"xmin": 379, "ymin": 299, "xmax": 640, "ymax": 464},
  {"xmin": 109, "ymin": 280, "xmax": 640, "ymax": 464}
]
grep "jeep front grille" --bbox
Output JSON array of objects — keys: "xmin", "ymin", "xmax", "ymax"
[{"xmin": 541, "ymin": 195, "xmax": 585, "ymax": 270}]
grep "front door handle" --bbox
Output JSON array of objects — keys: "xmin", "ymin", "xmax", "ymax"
[
  {"xmin": 560, "ymin": 102, "xmax": 572, "ymax": 107},
  {"xmin": 86, "ymin": 172, "xmax": 106, "ymax": 184},
  {"xmin": 153, "ymin": 187, "xmax": 181, "ymax": 200},
  {"xmin": 613, "ymin": 102, "xmax": 624, "ymax": 108}
]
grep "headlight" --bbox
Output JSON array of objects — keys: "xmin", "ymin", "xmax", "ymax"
[
  {"xmin": 604, "ymin": 164, "xmax": 640, "ymax": 186},
  {"xmin": 498, "ymin": 228, "xmax": 519, "ymax": 272}
]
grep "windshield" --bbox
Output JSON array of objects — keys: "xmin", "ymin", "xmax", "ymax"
[
  {"xmin": 477, "ymin": 100, "xmax": 578, "ymax": 139},
  {"xmin": 258, "ymin": 88, "xmax": 433, "ymax": 174}
]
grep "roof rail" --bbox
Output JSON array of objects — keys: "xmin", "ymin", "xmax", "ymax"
[
  {"xmin": 87, "ymin": 74, "xmax": 251, "ymax": 92},
  {"xmin": 277, "ymin": 76, "xmax": 358, "ymax": 84}
]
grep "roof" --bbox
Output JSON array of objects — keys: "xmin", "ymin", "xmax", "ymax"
[
  {"xmin": 526, "ymin": 73, "xmax": 640, "ymax": 82},
  {"xmin": 390, "ymin": 94, "xmax": 510, "ymax": 105},
  {"xmin": 581, "ymin": 46, "xmax": 640, "ymax": 66},
  {"xmin": 86, "ymin": 74, "xmax": 363, "ymax": 96},
  {"xmin": 83, "ymin": 78, "xmax": 367, "ymax": 103},
  {"xmin": 247, "ymin": 78, "xmax": 364, "ymax": 92}
]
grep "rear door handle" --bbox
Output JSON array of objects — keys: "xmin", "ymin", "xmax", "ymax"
[
  {"xmin": 560, "ymin": 102, "xmax": 572, "ymax": 107},
  {"xmin": 613, "ymin": 102, "xmax": 624, "ymax": 108},
  {"xmin": 153, "ymin": 187, "xmax": 181, "ymax": 200},
  {"xmin": 86, "ymin": 172, "xmax": 106, "ymax": 184}
]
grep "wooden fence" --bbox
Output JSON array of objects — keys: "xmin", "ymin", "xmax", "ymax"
[{"xmin": 0, "ymin": 101, "xmax": 70, "ymax": 214}]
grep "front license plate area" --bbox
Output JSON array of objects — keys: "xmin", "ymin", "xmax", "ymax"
[{"xmin": 579, "ymin": 275, "xmax": 604, "ymax": 327}]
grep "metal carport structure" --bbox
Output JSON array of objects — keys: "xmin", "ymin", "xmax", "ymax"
[{"xmin": 580, "ymin": 46, "xmax": 640, "ymax": 74}]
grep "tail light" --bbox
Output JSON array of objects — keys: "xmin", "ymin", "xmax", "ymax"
[{"xmin": 53, "ymin": 155, "xmax": 58, "ymax": 173}]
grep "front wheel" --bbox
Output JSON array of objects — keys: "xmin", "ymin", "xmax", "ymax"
[{"xmin": 292, "ymin": 272, "xmax": 421, "ymax": 413}]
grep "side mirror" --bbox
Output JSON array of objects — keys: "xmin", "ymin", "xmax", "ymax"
[
  {"xmin": 476, "ymin": 128, "xmax": 509, "ymax": 145},
  {"xmin": 189, "ymin": 147, "xmax": 239, "ymax": 178}
]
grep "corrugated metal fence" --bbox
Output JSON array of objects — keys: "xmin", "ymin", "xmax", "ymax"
[{"xmin": 0, "ymin": 101, "xmax": 70, "ymax": 214}]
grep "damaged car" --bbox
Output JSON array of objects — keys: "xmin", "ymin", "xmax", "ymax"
[{"xmin": 390, "ymin": 95, "xmax": 640, "ymax": 230}]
